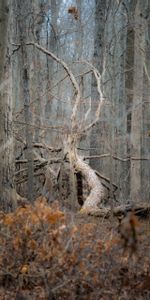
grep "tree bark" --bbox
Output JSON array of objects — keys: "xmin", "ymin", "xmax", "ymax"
[
  {"xmin": 67, "ymin": 134, "xmax": 106, "ymax": 212},
  {"xmin": 130, "ymin": 2, "xmax": 145, "ymax": 201},
  {"xmin": 0, "ymin": 0, "xmax": 15, "ymax": 211},
  {"xmin": 15, "ymin": 0, "xmax": 34, "ymax": 202}
]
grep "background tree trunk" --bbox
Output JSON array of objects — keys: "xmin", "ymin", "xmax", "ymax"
[
  {"xmin": 0, "ymin": 0, "xmax": 15, "ymax": 211},
  {"xmin": 15, "ymin": 0, "xmax": 34, "ymax": 202},
  {"xmin": 130, "ymin": 0, "xmax": 148, "ymax": 202}
]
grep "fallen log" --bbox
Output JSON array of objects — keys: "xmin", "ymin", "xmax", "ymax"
[
  {"xmin": 113, "ymin": 202, "xmax": 150, "ymax": 218},
  {"xmin": 80, "ymin": 202, "xmax": 150, "ymax": 218}
]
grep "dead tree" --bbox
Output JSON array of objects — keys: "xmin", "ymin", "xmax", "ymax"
[{"xmin": 26, "ymin": 42, "xmax": 108, "ymax": 213}]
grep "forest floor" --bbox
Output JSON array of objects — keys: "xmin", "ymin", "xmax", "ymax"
[{"xmin": 0, "ymin": 198, "xmax": 150, "ymax": 299}]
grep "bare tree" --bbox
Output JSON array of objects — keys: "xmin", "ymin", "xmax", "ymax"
[{"xmin": 25, "ymin": 42, "xmax": 108, "ymax": 214}]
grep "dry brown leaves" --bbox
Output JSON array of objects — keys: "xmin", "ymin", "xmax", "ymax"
[{"xmin": 0, "ymin": 199, "xmax": 149, "ymax": 299}]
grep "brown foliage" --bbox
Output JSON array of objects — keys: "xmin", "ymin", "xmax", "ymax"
[
  {"xmin": 0, "ymin": 199, "xmax": 149, "ymax": 299},
  {"xmin": 118, "ymin": 212, "xmax": 139, "ymax": 256}
]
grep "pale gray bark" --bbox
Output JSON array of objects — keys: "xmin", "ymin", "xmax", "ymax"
[
  {"xmin": 130, "ymin": 0, "xmax": 147, "ymax": 201},
  {"xmin": 141, "ymin": 9, "xmax": 150, "ymax": 201},
  {"xmin": 90, "ymin": 0, "xmax": 106, "ymax": 173},
  {"xmin": 131, "ymin": 0, "xmax": 150, "ymax": 200},
  {"xmin": 0, "ymin": 0, "xmax": 15, "ymax": 211},
  {"xmin": 14, "ymin": 0, "xmax": 34, "ymax": 202}
]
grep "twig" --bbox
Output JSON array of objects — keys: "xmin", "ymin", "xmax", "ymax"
[
  {"xmin": 83, "ymin": 154, "xmax": 150, "ymax": 161},
  {"xmin": 34, "ymin": 142, "xmax": 62, "ymax": 152},
  {"xmin": 95, "ymin": 170, "xmax": 118, "ymax": 190}
]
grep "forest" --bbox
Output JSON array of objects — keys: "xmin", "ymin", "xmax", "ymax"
[{"xmin": 0, "ymin": 0, "xmax": 150, "ymax": 299}]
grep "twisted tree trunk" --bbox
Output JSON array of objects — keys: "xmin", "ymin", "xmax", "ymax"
[
  {"xmin": 67, "ymin": 134, "xmax": 106, "ymax": 212},
  {"xmin": 27, "ymin": 42, "xmax": 107, "ymax": 213}
]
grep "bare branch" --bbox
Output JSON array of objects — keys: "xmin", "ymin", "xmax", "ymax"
[
  {"xmin": 26, "ymin": 42, "xmax": 81, "ymax": 130},
  {"xmin": 33, "ymin": 143, "xmax": 62, "ymax": 152},
  {"xmin": 75, "ymin": 60, "xmax": 105, "ymax": 133},
  {"xmin": 84, "ymin": 154, "xmax": 150, "ymax": 161}
]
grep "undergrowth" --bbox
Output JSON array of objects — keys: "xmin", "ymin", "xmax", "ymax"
[{"xmin": 0, "ymin": 197, "xmax": 150, "ymax": 299}]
